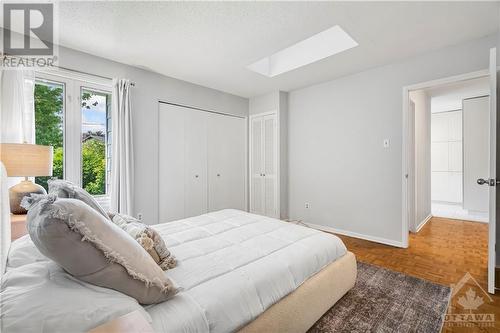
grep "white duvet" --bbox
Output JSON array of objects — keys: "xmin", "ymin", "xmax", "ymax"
[
  {"xmin": 147, "ymin": 210, "xmax": 347, "ymax": 333},
  {"xmin": 1, "ymin": 209, "xmax": 347, "ymax": 333}
]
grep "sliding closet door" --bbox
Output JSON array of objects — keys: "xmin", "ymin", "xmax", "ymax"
[
  {"xmin": 159, "ymin": 103, "xmax": 185, "ymax": 222},
  {"xmin": 250, "ymin": 117, "xmax": 265, "ymax": 214},
  {"xmin": 207, "ymin": 113, "xmax": 246, "ymax": 211},
  {"xmin": 263, "ymin": 114, "xmax": 278, "ymax": 218},
  {"xmin": 184, "ymin": 109, "xmax": 208, "ymax": 218}
]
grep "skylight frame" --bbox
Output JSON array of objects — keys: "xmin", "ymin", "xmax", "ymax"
[{"xmin": 247, "ymin": 25, "xmax": 358, "ymax": 77}]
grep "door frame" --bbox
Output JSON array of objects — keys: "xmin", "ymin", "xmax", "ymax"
[
  {"xmin": 401, "ymin": 69, "xmax": 489, "ymax": 248},
  {"xmin": 407, "ymin": 100, "xmax": 416, "ymax": 232},
  {"xmin": 249, "ymin": 110, "xmax": 280, "ymax": 218}
]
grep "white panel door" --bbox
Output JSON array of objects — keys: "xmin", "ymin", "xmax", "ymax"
[
  {"xmin": 263, "ymin": 114, "xmax": 278, "ymax": 218},
  {"xmin": 463, "ymin": 96, "xmax": 490, "ymax": 212},
  {"xmin": 250, "ymin": 116, "xmax": 265, "ymax": 215},
  {"xmin": 159, "ymin": 103, "xmax": 185, "ymax": 223},
  {"xmin": 487, "ymin": 48, "xmax": 497, "ymax": 294},
  {"xmin": 184, "ymin": 109, "xmax": 208, "ymax": 218},
  {"xmin": 208, "ymin": 113, "xmax": 246, "ymax": 211}
]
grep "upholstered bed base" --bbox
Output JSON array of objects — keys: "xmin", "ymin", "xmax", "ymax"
[{"xmin": 238, "ymin": 251, "xmax": 357, "ymax": 333}]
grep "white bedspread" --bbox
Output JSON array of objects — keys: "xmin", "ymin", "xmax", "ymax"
[
  {"xmin": 147, "ymin": 209, "xmax": 347, "ymax": 333},
  {"xmin": 1, "ymin": 210, "xmax": 347, "ymax": 333}
]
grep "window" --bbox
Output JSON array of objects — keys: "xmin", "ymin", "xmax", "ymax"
[
  {"xmin": 81, "ymin": 89, "xmax": 111, "ymax": 195},
  {"xmin": 34, "ymin": 71, "xmax": 112, "ymax": 203},
  {"xmin": 34, "ymin": 79, "xmax": 65, "ymax": 190}
]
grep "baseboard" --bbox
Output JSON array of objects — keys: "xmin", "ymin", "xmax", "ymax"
[
  {"xmin": 415, "ymin": 214, "xmax": 432, "ymax": 233},
  {"xmin": 305, "ymin": 222, "xmax": 405, "ymax": 248}
]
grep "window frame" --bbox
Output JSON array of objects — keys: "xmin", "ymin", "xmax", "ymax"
[
  {"xmin": 80, "ymin": 86, "xmax": 113, "ymax": 197},
  {"xmin": 35, "ymin": 69, "xmax": 113, "ymax": 202}
]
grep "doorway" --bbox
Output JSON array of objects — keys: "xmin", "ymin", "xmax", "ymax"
[
  {"xmin": 403, "ymin": 49, "xmax": 497, "ymax": 294},
  {"xmin": 404, "ymin": 73, "xmax": 490, "ymax": 236},
  {"xmin": 426, "ymin": 78, "xmax": 490, "ymax": 223}
]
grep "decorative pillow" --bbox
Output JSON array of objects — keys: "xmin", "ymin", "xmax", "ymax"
[
  {"xmin": 48, "ymin": 179, "xmax": 108, "ymax": 218},
  {"xmin": 21, "ymin": 194, "xmax": 177, "ymax": 304},
  {"xmin": 108, "ymin": 212, "xmax": 176, "ymax": 271}
]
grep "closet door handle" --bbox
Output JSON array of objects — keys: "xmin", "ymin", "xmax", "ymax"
[
  {"xmin": 217, "ymin": 174, "xmax": 221, "ymax": 177},
  {"xmin": 195, "ymin": 174, "xmax": 199, "ymax": 178}
]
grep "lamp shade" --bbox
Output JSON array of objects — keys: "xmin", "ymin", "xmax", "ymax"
[{"xmin": 0, "ymin": 143, "xmax": 53, "ymax": 177}]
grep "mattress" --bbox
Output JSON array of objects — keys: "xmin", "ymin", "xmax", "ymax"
[{"xmin": 147, "ymin": 209, "xmax": 347, "ymax": 333}]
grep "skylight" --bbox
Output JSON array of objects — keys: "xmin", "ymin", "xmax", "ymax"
[{"xmin": 247, "ymin": 25, "xmax": 358, "ymax": 77}]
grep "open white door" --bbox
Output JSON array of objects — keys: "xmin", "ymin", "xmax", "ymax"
[{"xmin": 487, "ymin": 48, "xmax": 497, "ymax": 294}]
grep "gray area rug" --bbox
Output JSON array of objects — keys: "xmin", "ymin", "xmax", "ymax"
[{"xmin": 309, "ymin": 262, "xmax": 451, "ymax": 333}]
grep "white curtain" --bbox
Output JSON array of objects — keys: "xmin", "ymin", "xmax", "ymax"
[
  {"xmin": 111, "ymin": 79, "xmax": 134, "ymax": 215},
  {"xmin": 0, "ymin": 70, "xmax": 35, "ymax": 188},
  {"xmin": 0, "ymin": 70, "xmax": 35, "ymax": 143}
]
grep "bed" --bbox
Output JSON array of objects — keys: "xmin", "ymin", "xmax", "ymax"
[
  {"xmin": 1, "ymin": 169, "xmax": 356, "ymax": 333},
  {"xmin": 147, "ymin": 210, "xmax": 356, "ymax": 333}
]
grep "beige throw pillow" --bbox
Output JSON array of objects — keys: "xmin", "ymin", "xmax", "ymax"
[
  {"xmin": 22, "ymin": 194, "xmax": 177, "ymax": 304},
  {"xmin": 109, "ymin": 213, "xmax": 176, "ymax": 271}
]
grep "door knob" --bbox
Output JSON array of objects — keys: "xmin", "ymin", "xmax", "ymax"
[
  {"xmin": 195, "ymin": 175, "xmax": 199, "ymax": 178},
  {"xmin": 217, "ymin": 174, "xmax": 220, "ymax": 177},
  {"xmin": 477, "ymin": 178, "xmax": 498, "ymax": 186}
]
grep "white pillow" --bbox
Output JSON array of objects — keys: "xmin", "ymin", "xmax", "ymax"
[
  {"xmin": 1, "ymin": 261, "xmax": 152, "ymax": 333},
  {"xmin": 23, "ymin": 195, "xmax": 177, "ymax": 304},
  {"xmin": 6, "ymin": 234, "xmax": 49, "ymax": 270}
]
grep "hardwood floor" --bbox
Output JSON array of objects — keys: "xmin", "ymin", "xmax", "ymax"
[{"xmin": 335, "ymin": 217, "xmax": 500, "ymax": 332}]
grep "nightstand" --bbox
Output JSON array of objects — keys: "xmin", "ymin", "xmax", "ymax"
[{"xmin": 11, "ymin": 214, "xmax": 27, "ymax": 241}]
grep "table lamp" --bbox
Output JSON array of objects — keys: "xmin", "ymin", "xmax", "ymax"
[{"xmin": 0, "ymin": 143, "xmax": 53, "ymax": 214}]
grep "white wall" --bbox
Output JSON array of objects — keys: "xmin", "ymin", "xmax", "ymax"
[
  {"xmin": 279, "ymin": 92, "xmax": 289, "ymax": 220},
  {"xmin": 58, "ymin": 46, "xmax": 248, "ymax": 224},
  {"xmin": 249, "ymin": 92, "xmax": 279, "ymax": 115},
  {"xmin": 409, "ymin": 90, "xmax": 431, "ymax": 230},
  {"xmin": 288, "ymin": 34, "xmax": 497, "ymax": 246}
]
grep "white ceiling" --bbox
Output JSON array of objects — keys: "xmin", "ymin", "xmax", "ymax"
[
  {"xmin": 426, "ymin": 77, "xmax": 490, "ymax": 113},
  {"xmin": 58, "ymin": 2, "xmax": 499, "ymax": 98}
]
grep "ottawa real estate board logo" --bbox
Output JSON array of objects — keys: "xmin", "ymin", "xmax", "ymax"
[
  {"xmin": 2, "ymin": 2, "xmax": 58, "ymax": 68},
  {"xmin": 445, "ymin": 272, "xmax": 495, "ymax": 328}
]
